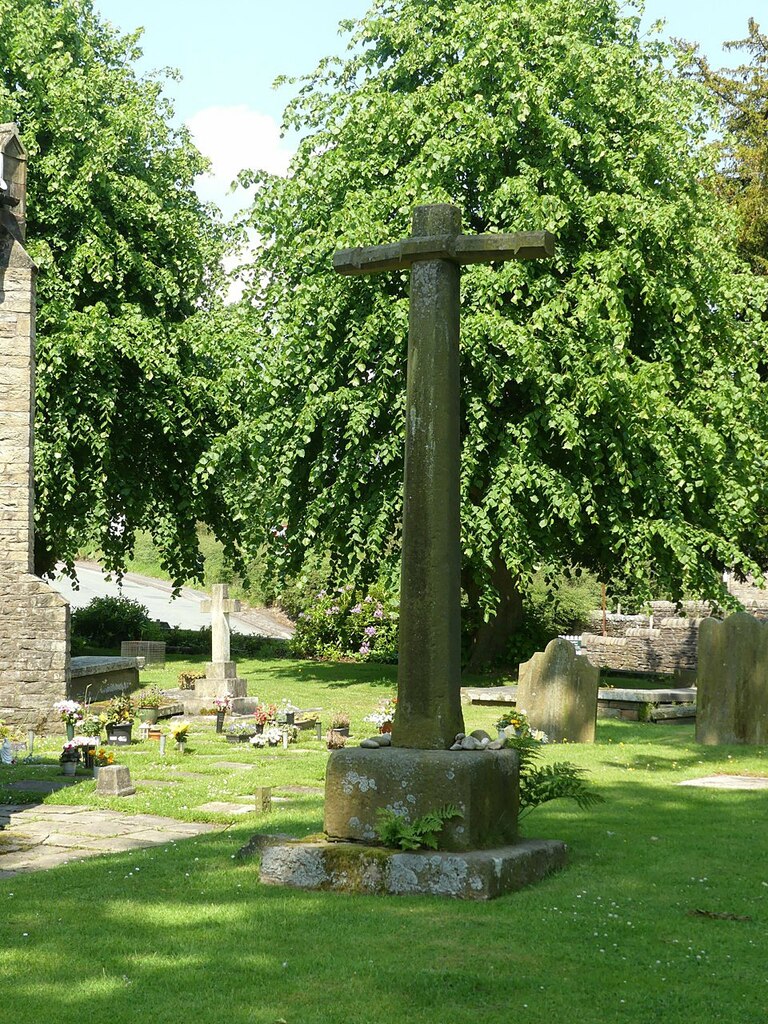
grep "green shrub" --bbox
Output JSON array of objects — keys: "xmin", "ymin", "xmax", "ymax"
[{"xmin": 71, "ymin": 595, "xmax": 152, "ymax": 648}]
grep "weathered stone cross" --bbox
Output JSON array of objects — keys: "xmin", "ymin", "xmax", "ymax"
[
  {"xmin": 334, "ymin": 203, "xmax": 554, "ymax": 749},
  {"xmin": 201, "ymin": 583, "xmax": 240, "ymax": 664}
]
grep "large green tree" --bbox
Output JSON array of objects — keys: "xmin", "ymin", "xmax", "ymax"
[
  {"xmin": 0, "ymin": 0, "xmax": 238, "ymax": 582},
  {"xmin": 231, "ymin": 0, "xmax": 768, "ymax": 664},
  {"xmin": 697, "ymin": 18, "xmax": 768, "ymax": 275}
]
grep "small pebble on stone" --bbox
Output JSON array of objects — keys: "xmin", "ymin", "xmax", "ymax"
[
  {"xmin": 375, "ymin": 733, "xmax": 392, "ymax": 746},
  {"xmin": 450, "ymin": 742, "xmax": 463, "ymax": 751},
  {"xmin": 455, "ymin": 733, "xmax": 465, "ymax": 742},
  {"xmin": 487, "ymin": 739, "xmax": 505, "ymax": 750},
  {"xmin": 470, "ymin": 729, "xmax": 492, "ymax": 743},
  {"xmin": 360, "ymin": 739, "xmax": 379, "ymax": 748},
  {"xmin": 461, "ymin": 735, "xmax": 483, "ymax": 750}
]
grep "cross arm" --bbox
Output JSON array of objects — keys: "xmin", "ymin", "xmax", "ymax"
[{"xmin": 333, "ymin": 230, "xmax": 555, "ymax": 276}]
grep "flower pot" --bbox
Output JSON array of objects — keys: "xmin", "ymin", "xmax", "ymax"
[
  {"xmin": 215, "ymin": 711, "xmax": 225, "ymax": 733},
  {"xmin": 61, "ymin": 760, "xmax": 77, "ymax": 777},
  {"xmin": 138, "ymin": 707, "xmax": 159, "ymax": 725},
  {"xmin": 252, "ymin": 723, "xmax": 264, "ymax": 735},
  {"xmin": 176, "ymin": 741, "xmax": 187, "ymax": 753},
  {"xmin": 83, "ymin": 748, "xmax": 95, "ymax": 770},
  {"xmin": 106, "ymin": 723, "xmax": 132, "ymax": 745},
  {"xmin": 65, "ymin": 723, "xmax": 75, "ymax": 741},
  {"xmin": 331, "ymin": 726, "xmax": 349, "ymax": 737}
]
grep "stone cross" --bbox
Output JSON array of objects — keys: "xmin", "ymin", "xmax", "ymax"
[
  {"xmin": 201, "ymin": 583, "xmax": 240, "ymax": 663},
  {"xmin": 334, "ymin": 203, "xmax": 554, "ymax": 749}
]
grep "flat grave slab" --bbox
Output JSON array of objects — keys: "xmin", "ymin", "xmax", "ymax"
[
  {"xmin": 194, "ymin": 801, "xmax": 254, "ymax": 816},
  {"xmin": 211, "ymin": 761, "xmax": 252, "ymax": 770},
  {"xmin": 677, "ymin": 775, "xmax": 768, "ymax": 790},
  {"xmin": 6, "ymin": 779, "xmax": 77, "ymax": 793},
  {"xmin": 136, "ymin": 779, "xmax": 179, "ymax": 789}
]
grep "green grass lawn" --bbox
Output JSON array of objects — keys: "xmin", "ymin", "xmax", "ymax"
[{"xmin": 2, "ymin": 656, "xmax": 767, "ymax": 1023}]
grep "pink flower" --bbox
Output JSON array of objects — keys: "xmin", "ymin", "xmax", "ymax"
[
  {"xmin": 373, "ymin": 608, "xmax": 383, "ymax": 619},
  {"xmin": 359, "ymin": 642, "xmax": 371, "ymax": 655},
  {"xmin": 365, "ymin": 625, "xmax": 377, "ymax": 637},
  {"xmin": 351, "ymin": 604, "xmax": 363, "ymax": 614}
]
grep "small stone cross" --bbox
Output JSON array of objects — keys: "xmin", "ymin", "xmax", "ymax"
[
  {"xmin": 334, "ymin": 204, "xmax": 554, "ymax": 749},
  {"xmin": 201, "ymin": 584, "xmax": 241, "ymax": 664}
]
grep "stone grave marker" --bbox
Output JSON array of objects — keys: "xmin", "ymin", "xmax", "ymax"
[
  {"xmin": 517, "ymin": 637, "xmax": 599, "ymax": 743},
  {"xmin": 696, "ymin": 612, "xmax": 768, "ymax": 745},
  {"xmin": 259, "ymin": 203, "xmax": 567, "ymax": 898},
  {"xmin": 183, "ymin": 584, "xmax": 248, "ymax": 713},
  {"xmin": 0, "ymin": 124, "xmax": 69, "ymax": 732}
]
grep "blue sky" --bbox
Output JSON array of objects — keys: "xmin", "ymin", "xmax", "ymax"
[{"xmin": 90, "ymin": 0, "xmax": 762, "ymax": 215}]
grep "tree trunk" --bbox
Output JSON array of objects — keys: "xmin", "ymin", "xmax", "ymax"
[{"xmin": 463, "ymin": 557, "xmax": 523, "ymax": 673}]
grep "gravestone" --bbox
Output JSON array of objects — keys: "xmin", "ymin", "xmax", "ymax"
[
  {"xmin": 696, "ymin": 612, "xmax": 768, "ymax": 745},
  {"xmin": 182, "ymin": 584, "xmax": 248, "ymax": 713},
  {"xmin": 95, "ymin": 764, "xmax": 136, "ymax": 797},
  {"xmin": 259, "ymin": 203, "xmax": 566, "ymax": 898},
  {"xmin": 0, "ymin": 124, "xmax": 69, "ymax": 732},
  {"xmin": 517, "ymin": 637, "xmax": 599, "ymax": 743}
]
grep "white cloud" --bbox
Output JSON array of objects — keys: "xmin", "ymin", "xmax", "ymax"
[{"xmin": 186, "ymin": 104, "xmax": 293, "ymax": 218}]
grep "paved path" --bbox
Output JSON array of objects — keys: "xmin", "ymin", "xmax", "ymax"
[
  {"xmin": 0, "ymin": 804, "xmax": 218, "ymax": 877},
  {"xmin": 48, "ymin": 561, "xmax": 294, "ymax": 638}
]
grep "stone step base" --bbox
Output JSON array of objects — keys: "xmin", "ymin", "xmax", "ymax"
[{"xmin": 259, "ymin": 837, "xmax": 568, "ymax": 900}]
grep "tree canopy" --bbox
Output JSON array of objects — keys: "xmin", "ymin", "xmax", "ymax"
[
  {"xmin": 230, "ymin": 0, "xmax": 768, "ymax": 660},
  {"xmin": 697, "ymin": 18, "xmax": 768, "ymax": 275},
  {"xmin": 0, "ymin": 0, "xmax": 237, "ymax": 582}
]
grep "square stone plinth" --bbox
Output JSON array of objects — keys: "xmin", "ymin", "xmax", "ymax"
[
  {"xmin": 324, "ymin": 747, "xmax": 519, "ymax": 851},
  {"xmin": 259, "ymin": 838, "xmax": 568, "ymax": 900}
]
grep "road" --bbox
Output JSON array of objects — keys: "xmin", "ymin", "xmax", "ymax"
[{"xmin": 48, "ymin": 562, "xmax": 294, "ymax": 639}]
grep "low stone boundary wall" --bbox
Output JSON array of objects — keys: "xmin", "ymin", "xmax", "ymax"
[{"xmin": 580, "ymin": 618, "xmax": 702, "ymax": 677}]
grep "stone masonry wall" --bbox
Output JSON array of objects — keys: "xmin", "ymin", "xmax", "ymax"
[
  {"xmin": 581, "ymin": 618, "xmax": 702, "ymax": 676},
  {"xmin": 0, "ymin": 229, "xmax": 69, "ymax": 731}
]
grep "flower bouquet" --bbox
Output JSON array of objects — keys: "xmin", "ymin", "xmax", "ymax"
[
  {"xmin": 364, "ymin": 696, "xmax": 397, "ymax": 734},
  {"xmin": 54, "ymin": 700, "xmax": 83, "ymax": 739}
]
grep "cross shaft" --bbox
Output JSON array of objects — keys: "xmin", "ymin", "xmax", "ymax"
[{"xmin": 334, "ymin": 204, "xmax": 554, "ymax": 748}]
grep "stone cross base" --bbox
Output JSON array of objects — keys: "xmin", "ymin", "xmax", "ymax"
[
  {"xmin": 194, "ymin": 663, "xmax": 247, "ymax": 700},
  {"xmin": 324, "ymin": 747, "xmax": 520, "ymax": 851},
  {"xmin": 259, "ymin": 838, "xmax": 568, "ymax": 900}
]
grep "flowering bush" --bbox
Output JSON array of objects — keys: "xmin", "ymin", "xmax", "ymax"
[
  {"xmin": 290, "ymin": 584, "xmax": 398, "ymax": 663},
  {"xmin": 54, "ymin": 700, "xmax": 83, "ymax": 726},
  {"xmin": 364, "ymin": 696, "xmax": 397, "ymax": 731}
]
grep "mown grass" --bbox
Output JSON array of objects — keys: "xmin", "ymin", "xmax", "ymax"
[{"xmin": 2, "ymin": 658, "xmax": 767, "ymax": 1023}]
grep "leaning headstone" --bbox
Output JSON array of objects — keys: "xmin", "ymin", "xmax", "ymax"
[
  {"xmin": 96, "ymin": 764, "xmax": 136, "ymax": 797},
  {"xmin": 0, "ymin": 124, "xmax": 69, "ymax": 733},
  {"xmin": 696, "ymin": 612, "xmax": 768, "ymax": 745},
  {"xmin": 517, "ymin": 638, "xmax": 599, "ymax": 743},
  {"xmin": 258, "ymin": 204, "xmax": 566, "ymax": 899}
]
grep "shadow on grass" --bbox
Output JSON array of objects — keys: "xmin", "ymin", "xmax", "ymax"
[{"xmin": 2, "ymin": 769, "xmax": 768, "ymax": 1024}]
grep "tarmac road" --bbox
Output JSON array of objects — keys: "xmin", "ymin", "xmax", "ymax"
[{"xmin": 48, "ymin": 562, "xmax": 294, "ymax": 639}]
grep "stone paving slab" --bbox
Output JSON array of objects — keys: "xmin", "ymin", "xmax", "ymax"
[
  {"xmin": 211, "ymin": 761, "xmax": 252, "ymax": 770},
  {"xmin": 0, "ymin": 804, "xmax": 219, "ymax": 876},
  {"xmin": 677, "ymin": 775, "xmax": 768, "ymax": 790},
  {"xmin": 136, "ymin": 779, "xmax": 180, "ymax": 789}
]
